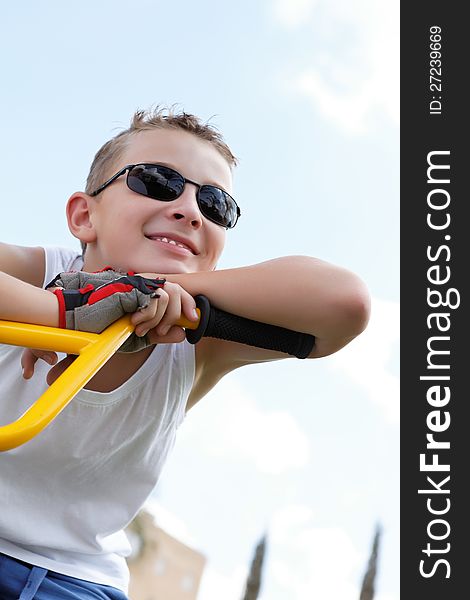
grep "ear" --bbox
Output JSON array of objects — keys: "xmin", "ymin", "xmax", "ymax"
[{"xmin": 66, "ymin": 192, "xmax": 97, "ymax": 244}]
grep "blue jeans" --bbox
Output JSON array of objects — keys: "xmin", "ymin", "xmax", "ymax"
[{"xmin": 0, "ymin": 553, "xmax": 128, "ymax": 600}]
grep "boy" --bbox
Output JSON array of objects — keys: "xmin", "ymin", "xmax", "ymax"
[{"xmin": 0, "ymin": 106, "xmax": 370, "ymax": 599}]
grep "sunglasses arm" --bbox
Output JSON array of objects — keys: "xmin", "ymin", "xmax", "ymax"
[{"xmin": 89, "ymin": 165, "xmax": 133, "ymax": 197}]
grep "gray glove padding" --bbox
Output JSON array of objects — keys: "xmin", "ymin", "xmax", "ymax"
[
  {"xmin": 48, "ymin": 267, "xmax": 166, "ymax": 353},
  {"xmin": 47, "ymin": 268, "xmax": 128, "ymax": 291}
]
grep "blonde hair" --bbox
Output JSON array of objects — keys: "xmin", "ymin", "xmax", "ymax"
[{"xmin": 81, "ymin": 105, "xmax": 238, "ymax": 254}]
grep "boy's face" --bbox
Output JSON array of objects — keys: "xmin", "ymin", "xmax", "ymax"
[{"xmin": 81, "ymin": 128, "xmax": 232, "ymax": 274}]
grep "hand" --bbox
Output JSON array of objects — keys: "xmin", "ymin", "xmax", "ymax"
[
  {"xmin": 21, "ymin": 348, "xmax": 77, "ymax": 385},
  {"xmin": 130, "ymin": 280, "xmax": 199, "ymax": 344},
  {"xmin": 50, "ymin": 271, "xmax": 166, "ymax": 333},
  {"xmin": 20, "ymin": 281, "xmax": 198, "ymax": 379},
  {"xmin": 20, "ymin": 274, "xmax": 199, "ymax": 378},
  {"xmin": 21, "ymin": 347, "xmax": 58, "ymax": 380}
]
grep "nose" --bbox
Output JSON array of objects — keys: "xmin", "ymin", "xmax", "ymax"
[{"xmin": 166, "ymin": 182, "xmax": 202, "ymax": 229}]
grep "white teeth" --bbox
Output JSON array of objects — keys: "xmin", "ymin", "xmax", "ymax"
[{"xmin": 151, "ymin": 236, "xmax": 191, "ymax": 252}]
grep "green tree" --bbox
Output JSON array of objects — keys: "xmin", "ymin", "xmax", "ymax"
[
  {"xmin": 359, "ymin": 524, "xmax": 381, "ymax": 600},
  {"xmin": 241, "ymin": 534, "xmax": 267, "ymax": 600}
]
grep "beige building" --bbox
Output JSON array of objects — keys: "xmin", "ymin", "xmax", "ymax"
[{"xmin": 126, "ymin": 510, "xmax": 206, "ymax": 600}]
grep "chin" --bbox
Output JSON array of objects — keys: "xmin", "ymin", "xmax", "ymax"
[{"xmin": 135, "ymin": 258, "xmax": 193, "ymax": 275}]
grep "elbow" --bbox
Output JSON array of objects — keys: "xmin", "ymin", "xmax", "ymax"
[
  {"xmin": 307, "ymin": 284, "xmax": 371, "ymax": 359},
  {"xmin": 341, "ymin": 278, "xmax": 371, "ymax": 337}
]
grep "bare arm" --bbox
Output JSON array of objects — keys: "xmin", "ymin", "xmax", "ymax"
[
  {"xmin": 162, "ymin": 255, "xmax": 371, "ymax": 411},
  {"xmin": 0, "ymin": 242, "xmax": 46, "ymax": 286},
  {"xmin": 0, "ymin": 243, "xmax": 59, "ymax": 326},
  {"xmin": 164, "ymin": 255, "xmax": 371, "ymax": 359},
  {"xmin": 0, "ymin": 271, "xmax": 59, "ymax": 326}
]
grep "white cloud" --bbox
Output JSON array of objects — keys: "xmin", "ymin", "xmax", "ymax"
[
  {"xmin": 272, "ymin": 0, "xmax": 320, "ymax": 28},
  {"xmin": 272, "ymin": 0, "xmax": 399, "ymax": 134},
  {"xmin": 270, "ymin": 504, "xmax": 316, "ymax": 540},
  {"xmin": 264, "ymin": 505, "xmax": 398, "ymax": 600},
  {"xmin": 267, "ymin": 504, "xmax": 363, "ymax": 600},
  {"xmin": 328, "ymin": 297, "xmax": 399, "ymax": 423},
  {"xmin": 198, "ymin": 564, "xmax": 247, "ymax": 600},
  {"xmin": 179, "ymin": 377, "xmax": 311, "ymax": 474}
]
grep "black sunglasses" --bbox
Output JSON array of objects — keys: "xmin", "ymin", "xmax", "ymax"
[{"xmin": 90, "ymin": 163, "xmax": 240, "ymax": 229}]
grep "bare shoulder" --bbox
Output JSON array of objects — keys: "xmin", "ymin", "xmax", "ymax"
[{"xmin": 0, "ymin": 242, "xmax": 45, "ymax": 286}]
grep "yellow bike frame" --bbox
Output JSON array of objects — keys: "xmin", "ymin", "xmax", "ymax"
[{"xmin": 0, "ymin": 313, "xmax": 198, "ymax": 451}]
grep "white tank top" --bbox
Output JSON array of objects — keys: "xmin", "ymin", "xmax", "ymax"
[{"xmin": 0, "ymin": 247, "xmax": 195, "ymax": 592}]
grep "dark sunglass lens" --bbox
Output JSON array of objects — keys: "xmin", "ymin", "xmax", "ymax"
[
  {"xmin": 128, "ymin": 165, "xmax": 184, "ymax": 200},
  {"xmin": 198, "ymin": 187, "xmax": 238, "ymax": 228}
]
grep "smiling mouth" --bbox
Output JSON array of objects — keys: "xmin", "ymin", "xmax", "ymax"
[{"xmin": 145, "ymin": 235, "xmax": 196, "ymax": 255}]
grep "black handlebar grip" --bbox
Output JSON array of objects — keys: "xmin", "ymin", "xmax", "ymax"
[{"xmin": 185, "ymin": 295, "xmax": 315, "ymax": 359}]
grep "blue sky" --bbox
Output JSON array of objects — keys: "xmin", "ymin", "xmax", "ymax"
[{"xmin": 0, "ymin": 1, "xmax": 399, "ymax": 599}]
